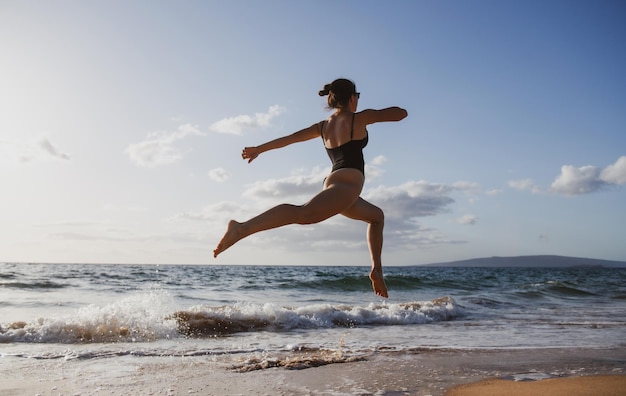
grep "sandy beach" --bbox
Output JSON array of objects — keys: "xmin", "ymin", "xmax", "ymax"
[
  {"xmin": 447, "ymin": 375, "xmax": 626, "ymax": 396},
  {"xmin": 1, "ymin": 347, "xmax": 624, "ymax": 395}
]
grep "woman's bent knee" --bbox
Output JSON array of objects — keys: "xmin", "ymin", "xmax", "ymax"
[{"xmin": 372, "ymin": 208, "xmax": 384, "ymax": 226}]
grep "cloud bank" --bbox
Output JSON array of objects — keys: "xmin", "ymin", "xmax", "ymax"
[
  {"xmin": 0, "ymin": 136, "xmax": 71, "ymax": 164},
  {"xmin": 364, "ymin": 181, "xmax": 455, "ymax": 219},
  {"xmin": 456, "ymin": 214, "xmax": 477, "ymax": 225},
  {"xmin": 509, "ymin": 156, "xmax": 626, "ymax": 196},
  {"xmin": 508, "ymin": 178, "xmax": 542, "ymax": 194},
  {"xmin": 126, "ymin": 124, "xmax": 203, "ymax": 168},
  {"xmin": 175, "ymin": 169, "xmax": 480, "ymax": 251},
  {"xmin": 242, "ymin": 167, "xmax": 327, "ymax": 202},
  {"xmin": 38, "ymin": 138, "xmax": 71, "ymax": 161},
  {"xmin": 208, "ymin": 167, "xmax": 231, "ymax": 182},
  {"xmin": 551, "ymin": 156, "xmax": 626, "ymax": 195},
  {"xmin": 209, "ymin": 105, "xmax": 286, "ymax": 135},
  {"xmin": 127, "ymin": 106, "xmax": 287, "ymax": 167}
]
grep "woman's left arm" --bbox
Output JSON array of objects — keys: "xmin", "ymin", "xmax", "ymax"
[{"xmin": 360, "ymin": 107, "xmax": 408, "ymax": 125}]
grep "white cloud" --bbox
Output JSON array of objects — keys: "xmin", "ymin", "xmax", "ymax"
[
  {"xmin": 126, "ymin": 106, "xmax": 286, "ymax": 168},
  {"xmin": 508, "ymin": 178, "xmax": 542, "ymax": 194},
  {"xmin": 600, "ymin": 155, "xmax": 626, "ymax": 185},
  {"xmin": 49, "ymin": 229, "xmax": 199, "ymax": 244},
  {"xmin": 172, "ymin": 201, "xmax": 251, "ymax": 223},
  {"xmin": 365, "ymin": 155, "xmax": 387, "ymax": 179},
  {"xmin": 242, "ymin": 167, "xmax": 327, "ymax": 202},
  {"xmin": 364, "ymin": 180, "xmax": 456, "ymax": 219},
  {"xmin": 173, "ymin": 169, "xmax": 328, "ymax": 229},
  {"xmin": 456, "ymin": 214, "xmax": 477, "ymax": 225},
  {"xmin": 370, "ymin": 155, "xmax": 387, "ymax": 166},
  {"xmin": 188, "ymin": 170, "xmax": 473, "ymax": 230},
  {"xmin": 209, "ymin": 105, "xmax": 286, "ymax": 135},
  {"xmin": 508, "ymin": 156, "xmax": 626, "ymax": 196},
  {"xmin": 550, "ymin": 165, "xmax": 602, "ymax": 195},
  {"xmin": 485, "ymin": 189, "xmax": 503, "ymax": 196},
  {"xmin": 101, "ymin": 204, "xmax": 149, "ymax": 213},
  {"xmin": 451, "ymin": 181, "xmax": 481, "ymax": 193},
  {"xmin": 38, "ymin": 138, "xmax": 71, "ymax": 160},
  {"xmin": 451, "ymin": 181, "xmax": 482, "ymax": 204},
  {"xmin": 126, "ymin": 123, "xmax": 203, "ymax": 168},
  {"xmin": 208, "ymin": 167, "xmax": 231, "ymax": 182},
  {"xmin": 550, "ymin": 155, "xmax": 626, "ymax": 196},
  {"xmin": 0, "ymin": 136, "xmax": 71, "ymax": 164},
  {"xmin": 174, "ymin": 170, "xmax": 475, "ymax": 251}
]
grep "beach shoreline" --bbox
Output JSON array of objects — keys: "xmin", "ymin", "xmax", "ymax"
[{"xmin": 2, "ymin": 347, "xmax": 624, "ymax": 395}]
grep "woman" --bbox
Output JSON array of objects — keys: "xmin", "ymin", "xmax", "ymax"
[{"xmin": 213, "ymin": 78, "xmax": 407, "ymax": 298}]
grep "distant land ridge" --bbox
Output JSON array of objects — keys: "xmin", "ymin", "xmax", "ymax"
[{"xmin": 422, "ymin": 255, "xmax": 626, "ymax": 268}]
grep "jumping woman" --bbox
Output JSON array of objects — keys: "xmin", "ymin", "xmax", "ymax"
[{"xmin": 213, "ymin": 78, "xmax": 408, "ymax": 298}]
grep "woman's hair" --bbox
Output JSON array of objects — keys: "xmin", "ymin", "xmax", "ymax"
[{"xmin": 318, "ymin": 78, "xmax": 357, "ymax": 109}]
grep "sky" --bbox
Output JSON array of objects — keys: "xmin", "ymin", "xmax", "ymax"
[{"xmin": 1, "ymin": 0, "xmax": 625, "ymax": 266}]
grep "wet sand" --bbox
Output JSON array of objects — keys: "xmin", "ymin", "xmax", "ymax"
[
  {"xmin": 1, "ymin": 348, "xmax": 624, "ymax": 395},
  {"xmin": 446, "ymin": 375, "xmax": 626, "ymax": 396}
]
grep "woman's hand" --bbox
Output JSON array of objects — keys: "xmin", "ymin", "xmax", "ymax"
[
  {"xmin": 241, "ymin": 146, "xmax": 261, "ymax": 163},
  {"xmin": 240, "ymin": 124, "xmax": 319, "ymax": 163}
]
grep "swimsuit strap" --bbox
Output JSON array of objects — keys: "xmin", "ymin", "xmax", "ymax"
[
  {"xmin": 321, "ymin": 115, "xmax": 357, "ymax": 145},
  {"xmin": 350, "ymin": 113, "xmax": 355, "ymax": 139}
]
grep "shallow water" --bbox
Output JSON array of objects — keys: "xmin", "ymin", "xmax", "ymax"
[{"xmin": 1, "ymin": 263, "xmax": 625, "ymax": 367}]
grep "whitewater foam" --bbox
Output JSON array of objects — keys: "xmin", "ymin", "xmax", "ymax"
[
  {"xmin": 1, "ymin": 293, "xmax": 459, "ymax": 343},
  {"xmin": 172, "ymin": 296, "xmax": 459, "ymax": 336},
  {"xmin": 1, "ymin": 290, "xmax": 179, "ymax": 344}
]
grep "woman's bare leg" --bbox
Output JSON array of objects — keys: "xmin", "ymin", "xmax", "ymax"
[
  {"xmin": 214, "ymin": 203, "xmax": 316, "ymax": 258},
  {"xmin": 342, "ymin": 198, "xmax": 387, "ymax": 298},
  {"xmin": 213, "ymin": 177, "xmax": 362, "ymax": 258}
]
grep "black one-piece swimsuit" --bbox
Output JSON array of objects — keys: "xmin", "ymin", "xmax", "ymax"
[{"xmin": 320, "ymin": 113, "xmax": 368, "ymax": 175}]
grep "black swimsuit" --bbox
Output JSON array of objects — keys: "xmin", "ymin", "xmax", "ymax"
[{"xmin": 320, "ymin": 114, "xmax": 368, "ymax": 175}]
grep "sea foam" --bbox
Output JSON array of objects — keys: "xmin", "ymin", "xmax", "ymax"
[
  {"xmin": 172, "ymin": 296, "xmax": 459, "ymax": 336},
  {"xmin": 1, "ymin": 291, "xmax": 179, "ymax": 343},
  {"xmin": 1, "ymin": 293, "xmax": 459, "ymax": 343}
]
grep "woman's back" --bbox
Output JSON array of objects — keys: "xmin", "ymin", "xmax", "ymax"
[
  {"xmin": 321, "ymin": 112, "xmax": 368, "ymax": 149},
  {"xmin": 321, "ymin": 113, "xmax": 368, "ymax": 174}
]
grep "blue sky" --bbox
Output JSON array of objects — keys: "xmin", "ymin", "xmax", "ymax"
[{"xmin": 1, "ymin": 0, "xmax": 624, "ymax": 265}]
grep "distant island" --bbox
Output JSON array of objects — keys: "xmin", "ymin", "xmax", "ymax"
[{"xmin": 422, "ymin": 255, "xmax": 626, "ymax": 268}]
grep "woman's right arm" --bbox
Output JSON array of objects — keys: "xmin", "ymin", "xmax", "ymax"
[
  {"xmin": 242, "ymin": 123, "xmax": 321, "ymax": 163},
  {"xmin": 360, "ymin": 107, "xmax": 408, "ymax": 125}
]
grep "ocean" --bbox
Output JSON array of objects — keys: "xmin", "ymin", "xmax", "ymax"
[{"xmin": 1, "ymin": 263, "xmax": 625, "ymax": 372}]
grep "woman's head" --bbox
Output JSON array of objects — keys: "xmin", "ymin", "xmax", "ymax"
[{"xmin": 318, "ymin": 78, "xmax": 358, "ymax": 109}]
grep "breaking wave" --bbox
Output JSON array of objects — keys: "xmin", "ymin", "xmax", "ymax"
[{"xmin": 0, "ymin": 292, "xmax": 459, "ymax": 343}]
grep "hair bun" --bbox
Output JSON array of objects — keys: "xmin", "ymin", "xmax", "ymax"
[
  {"xmin": 319, "ymin": 78, "xmax": 355, "ymax": 109},
  {"xmin": 318, "ymin": 83, "xmax": 332, "ymax": 96}
]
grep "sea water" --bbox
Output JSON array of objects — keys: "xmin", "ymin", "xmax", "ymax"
[{"xmin": 1, "ymin": 263, "xmax": 625, "ymax": 369}]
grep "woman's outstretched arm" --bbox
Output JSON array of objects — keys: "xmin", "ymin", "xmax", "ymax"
[
  {"xmin": 242, "ymin": 123, "xmax": 321, "ymax": 163},
  {"xmin": 359, "ymin": 107, "xmax": 408, "ymax": 125}
]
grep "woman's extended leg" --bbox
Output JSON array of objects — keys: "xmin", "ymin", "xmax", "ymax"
[
  {"xmin": 341, "ymin": 197, "xmax": 387, "ymax": 298},
  {"xmin": 213, "ymin": 179, "xmax": 361, "ymax": 258}
]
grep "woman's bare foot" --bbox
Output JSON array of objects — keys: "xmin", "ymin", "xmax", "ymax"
[
  {"xmin": 213, "ymin": 220, "xmax": 243, "ymax": 258},
  {"xmin": 369, "ymin": 267, "xmax": 388, "ymax": 298}
]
